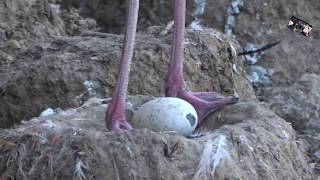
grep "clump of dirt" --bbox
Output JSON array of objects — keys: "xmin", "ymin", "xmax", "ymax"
[
  {"xmin": 257, "ymin": 73, "xmax": 320, "ymax": 173},
  {"xmin": 0, "ymin": 0, "xmax": 98, "ymax": 91},
  {"xmin": 258, "ymin": 73, "xmax": 320, "ymax": 132},
  {"xmin": 60, "ymin": 7, "xmax": 98, "ymax": 36},
  {"xmin": 0, "ymin": 96, "xmax": 315, "ymax": 179},
  {"xmin": 0, "ymin": 0, "xmax": 65, "ymax": 52},
  {"xmin": 0, "ymin": 27, "xmax": 254, "ymax": 128}
]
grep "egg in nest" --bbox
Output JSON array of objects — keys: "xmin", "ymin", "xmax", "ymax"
[{"xmin": 132, "ymin": 97, "xmax": 198, "ymax": 136}]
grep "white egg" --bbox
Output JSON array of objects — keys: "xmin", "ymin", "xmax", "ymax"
[{"xmin": 132, "ymin": 97, "xmax": 198, "ymax": 136}]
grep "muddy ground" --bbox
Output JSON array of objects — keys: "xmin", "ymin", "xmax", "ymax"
[{"xmin": 0, "ymin": 0, "xmax": 319, "ymax": 179}]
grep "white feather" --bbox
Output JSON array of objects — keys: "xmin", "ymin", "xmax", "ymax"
[
  {"xmin": 190, "ymin": 0, "xmax": 206, "ymax": 31},
  {"xmin": 192, "ymin": 135, "xmax": 231, "ymax": 180},
  {"xmin": 193, "ymin": 0, "xmax": 207, "ymax": 17},
  {"xmin": 74, "ymin": 158, "xmax": 88, "ymax": 180},
  {"xmin": 192, "ymin": 141, "xmax": 214, "ymax": 180},
  {"xmin": 190, "ymin": 19, "xmax": 203, "ymax": 31},
  {"xmin": 211, "ymin": 135, "xmax": 230, "ymax": 175}
]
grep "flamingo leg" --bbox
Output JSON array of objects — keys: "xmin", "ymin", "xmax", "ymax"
[
  {"xmin": 105, "ymin": 0, "xmax": 139, "ymax": 130},
  {"xmin": 165, "ymin": 0, "xmax": 239, "ymax": 125}
]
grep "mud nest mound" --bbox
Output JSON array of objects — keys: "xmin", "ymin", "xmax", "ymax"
[{"xmin": 0, "ymin": 96, "xmax": 315, "ymax": 179}]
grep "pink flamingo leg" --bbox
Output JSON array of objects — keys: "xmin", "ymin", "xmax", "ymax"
[
  {"xmin": 165, "ymin": 0, "xmax": 239, "ymax": 125},
  {"xmin": 106, "ymin": 0, "xmax": 238, "ymax": 130},
  {"xmin": 105, "ymin": 0, "xmax": 139, "ymax": 130}
]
